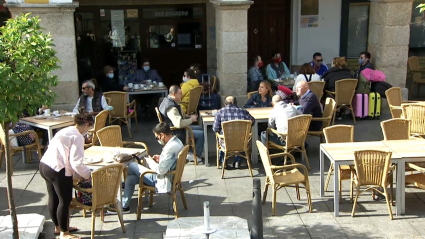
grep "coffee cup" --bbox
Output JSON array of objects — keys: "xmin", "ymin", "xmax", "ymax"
[
  {"xmin": 146, "ymin": 80, "xmax": 152, "ymax": 85},
  {"xmin": 128, "ymin": 83, "xmax": 134, "ymax": 88},
  {"xmin": 158, "ymin": 82, "xmax": 164, "ymax": 87},
  {"xmin": 44, "ymin": 109, "xmax": 51, "ymax": 115},
  {"xmin": 53, "ymin": 110, "xmax": 59, "ymax": 115},
  {"xmin": 133, "ymin": 84, "xmax": 139, "ymax": 90}
]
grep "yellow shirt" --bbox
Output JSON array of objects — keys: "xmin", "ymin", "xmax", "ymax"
[{"xmin": 180, "ymin": 79, "xmax": 200, "ymax": 113}]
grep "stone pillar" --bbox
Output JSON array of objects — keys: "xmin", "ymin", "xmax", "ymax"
[
  {"xmin": 5, "ymin": 2, "xmax": 80, "ymax": 110},
  {"xmin": 211, "ymin": 0, "xmax": 253, "ymax": 107},
  {"xmin": 368, "ymin": 0, "xmax": 414, "ymax": 89}
]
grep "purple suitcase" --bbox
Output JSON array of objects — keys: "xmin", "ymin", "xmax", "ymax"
[{"xmin": 352, "ymin": 94, "xmax": 369, "ymax": 118}]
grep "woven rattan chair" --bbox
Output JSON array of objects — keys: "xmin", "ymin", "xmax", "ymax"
[
  {"xmin": 385, "ymin": 87, "xmax": 420, "ymax": 118},
  {"xmin": 256, "ymin": 140, "xmax": 312, "ymax": 215},
  {"xmin": 266, "ymin": 115, "xmax": 312, "ymax": 170},
  {"xmin": 308, "ymin": 81, "xmax": 325, "ymax": 101},
  {"xmin": 155, "ymin": 107, "xmax": 198, "ymax": 165},
  {"xmin": 351, "ymin": 150, "xmax": 394, "ymax": 219},
  {"xmin": 96, "ymin": 125, "xmax": 149, "ymax": 154},
  {"xmin": 323, "ymin": 125, "xmax": 355, "ymax": 202},
  {"xmin": 84, "ymin": 110, "xmax": 109, "ymax": 149},
  {"xmin": 325, "ymin": 79, "xmax": 357, "ymax": 125},
  {"xmin": 180, "ymin": 85, "xmax": 203, "ymax": 115},
  {"xmin": 307, "ymin": 98, "xmax": 336, "ymax": 143},
  {"xmin": 136, "ymin": 145, "xmax": 190, "ymax": 220},
  {"xmin": 408, "ymin": 56, "xmax": 425, "ymax": 99},
  {"xmin": 216, "ymin": 120, "xmax": 253, "ymax": 178},
  {"xmin": 401, "ymin": 103, "xmax": 425, "ymax": 138},
  {"xmin": 103, "ymin": 91, "xmax": 138, "ymax": 138},
  {"xmin": 380, "ymin": 119, "xmax": 410, "ymax": 140},
  {"xmin": 247, "ymin": 91, "xmax": 257, "ymax": 99},
  {"xmin": 72, "ymin": 164, "xmax": 125, "ymax": 239}
]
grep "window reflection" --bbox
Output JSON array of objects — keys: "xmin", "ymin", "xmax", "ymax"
[
  {"xmin": 75, "ymin": 12, "xmax": 96, "ymax": 81},
  {"xmin": 148, "ymin": 25, "xmax": 175, "ymax": 48}
]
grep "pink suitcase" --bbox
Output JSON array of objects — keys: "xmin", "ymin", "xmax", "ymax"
[{"xmin": 352, "ymin": 94, "xmax": 369, "ymax": 118}]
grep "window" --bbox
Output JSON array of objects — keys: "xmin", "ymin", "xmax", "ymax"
[
  {"xmin": 346, "ymin": 4, "xmax": 370, "ymax": 58},
  {"xmin": 410, "ymin": 1, "xmax": 425, "ymax": 48},
  {"xmin": 148, "ymin": 25, "xmax": 175, "ymax": 48}
]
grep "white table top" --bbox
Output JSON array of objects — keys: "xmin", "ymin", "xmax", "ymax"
[
  {"xmin": 84, "ymin": 146, "xmax": 146, "ymax": 167},
  {"xmin": 199, "ymin": 107, "xmax": 273, "ymax": 124},
  {"xmin": 382, "ymin": 139, "xmax": 425, "ymax": 158},
  {"xmin": 19, "ymin": 114, "xmax": 74, "ymax": 127}
]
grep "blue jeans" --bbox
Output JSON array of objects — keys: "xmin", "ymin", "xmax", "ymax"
[
  {"xmin": 219, "ymin": 151, "xmax": 245, "ymax": 163},
  {"xmin": 260, "ymin": 131, "xmax": 285, "ymax": 146},
  {"xmin": 122, "ymin": 162, "xmax": 156, "ymax": 208},
  {"xmin": 189, "ymin": 125, "xmax": 204, "ymax": 158}
]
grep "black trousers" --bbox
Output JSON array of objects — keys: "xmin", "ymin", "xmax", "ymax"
[{"xmin": 39, "ymin": 162, "xmax": 73, "ymax": 232}]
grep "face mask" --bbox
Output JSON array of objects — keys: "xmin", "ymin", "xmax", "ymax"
[
  {"xmin": 107, "ymin": 73, "xmax": 114, "ymax": 79},
  {"xmin": 358, "ymin": 58, "xmax": 364, "ymax": 64},
  {"xmin": 143, "ymin": 66, "xmax": 150, "ymax": 71},
  {"xmin": 183, "ymin": 76, "xmax": 189, "ymax": 82},
  {"xmin": 274, "ymin": 58, "xmax": 281, "ymax": 64},
  {"xmin": 258, "ymin": 61, "xmax": 263, "ymax": 68}
]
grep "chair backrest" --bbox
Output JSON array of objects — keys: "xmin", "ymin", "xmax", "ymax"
[
  {"xmin": 334, "ymin": 79, "xmax": 358, "ymax": 105},
  {"xmin": 256, "ymin": 140, "xmax": 275, "ymax": 183},
  {"xmin": 401, "ymin": 103, "xmax": 425, "ymax": 136},
  {"xmin": 172, "ymin": 145, "xmax": 190, "ymax": 189},
  {"xmin": 92, "ymin": 110, "xmax": 109, "ymax": 145},
  {"xmin": 353, "ymin": 150, "xmax": 392, "ymax": 186},
  {"xmin": 211, "ymin": 75, "xmax": 217, "ymax": 93},
  {"xmin": 155, "ymin": 107, "xmax": 163, "ymax": 123},
  {"xmin": 408, "ymin": 56, "xmax": 421, "ymax": 82},
  {"xmin": 286, "ymin": 115, "xmax": 312, "ymax": 149},
  {"xmin": 96, "ymin": 125, "xmax": 123, "ymax": 147},
  {"xmin": 221, "ymin": 120, "xmax": 252, "ymax": 152},
  {"xmin": 321, "ymin": 98, "xmax": 337, "ymax": 129},
  {"xmin": 323, "ymin": 125, "xmax": 354, "ymax": 143},
  {"xmin": 385, "ymin": 87, "xmax": 403, "ymax": 118},
  {"xmin": 380, "ymin": 119, "xmax": 410, "ymax": 140},
  {"xmin": 91, "ymin": 164, "xmax": 124, "ymax": 207},
  {"xmin": 103, "ymin": 91, "xmax": 127, "ymax": 118},
  {"xmin": 308, "ymin": 81, "xmax": 325, "ymax": 100},
  {"xmin": 247, "ymin": 91, "xmax": 257, "ymax": 99},
  {"xmin": 186, "ymin": 86, "xmax": 203, "ymax": 114}
]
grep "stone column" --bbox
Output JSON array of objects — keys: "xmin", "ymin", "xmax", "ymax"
[
  {"xmin": 5, "ymin": 2, "xmax": 80, "ymax": 110},
  {"xmin": 368, "ymin": 0, "xmax": 413, "ymax": 92},
  {"xmin": 211, "ymin": 0, "xmax": 253, "ymax": 106}
]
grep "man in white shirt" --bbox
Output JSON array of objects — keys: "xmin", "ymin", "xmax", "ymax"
[
  {"xmin": 72, "ymin": 80, "xmax": 109, "ymax": 116},
  {"xmin": 261, "ymin": 95, "xmax": 302, "ymax": 146}
]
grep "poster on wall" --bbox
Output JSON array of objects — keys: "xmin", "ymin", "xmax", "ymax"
[
  {"xmin": 110, "ymin": 10, "xmax": 126, "ymax": 47},
  {"xmin": 300, "ymin": 16, "xmax": 319, "ymax": 28},
  {"xmin": 301, "ymin": 0, "xmax": 319, "ymax": 15}
]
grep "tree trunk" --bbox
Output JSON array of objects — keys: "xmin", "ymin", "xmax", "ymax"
[{"xmin": 1, "ymin": 122, "xmax": 19, "ymax": 239}]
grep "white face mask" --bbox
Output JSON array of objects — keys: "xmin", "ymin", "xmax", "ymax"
[{"xmin": 183, "ymin": 76, "xmax": 189, "ymax": 82}]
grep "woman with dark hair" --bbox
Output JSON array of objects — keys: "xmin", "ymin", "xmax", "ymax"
[
  {"xmin": 180, "ymin": 69, "xmax": 200, "ymax": 114},
  {"xmin": 244, "ymin": 80, "xmax": 273, "ymax": 108},
  {"xmin": 39, "ymin": 110, "xmax": 94, "ymax": 239},
  {"xmin": 293, "ymin": 63, "xmax": 321, "ymax": 91},
  {"xmin": 323, "ymin": 57, "xmax": 352, "ymax": 92},
  {"xmin": 97, "ymin": 65, "xmax": 128, "ymax": 92},
  {"xmin": 247, "ymin": 55, "xmax": 264, "ymax": 92},
  {"xmin": 266, "ymin": 50, "xmax": 290, "ymax": 81}
]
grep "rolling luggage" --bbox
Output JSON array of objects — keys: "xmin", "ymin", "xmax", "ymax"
[
  {"xmin": 368, "ymin": 92, "xmax": 381, "ymax": 118},
  {"xmin": 352, "ymin": 94, "xmax": 369, "ymax": 118}
]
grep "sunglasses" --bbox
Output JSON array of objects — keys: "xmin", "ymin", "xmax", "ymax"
[{"xmin": 316, "ymin": 59, "xmax": 323, "ymax": 62}]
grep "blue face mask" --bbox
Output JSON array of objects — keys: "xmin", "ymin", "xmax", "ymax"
[
  {"xmin": 143, "ymin": 66, "xmax": 150, "ymax": 71},
  {"xmin": 358, "ymin": 58, "xmax": 364, "ymax": 64},
  {"xmin": 107, "ymin": 73, "xmax": 114, "ymax": 79}
]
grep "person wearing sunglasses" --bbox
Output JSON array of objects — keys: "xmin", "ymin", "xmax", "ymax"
[
  {"xmin": 72, "ymin": 80, "xmax": 110, "ymax": 116},
  {"xmin": 310, "ymin": 52, "xmax": 329, "ymax": 77}
]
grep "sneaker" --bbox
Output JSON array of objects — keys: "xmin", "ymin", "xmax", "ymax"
[
  {"xmin": 187, "ymin": 153, "xmax": 203, "ymax": 163},
  {"xmin": 107, "ymin": 206, "xmax": 130, "ymax": 214},
  {"xmin": 233, "ymin": 161, "xmax": 240, "ymax": 169}
]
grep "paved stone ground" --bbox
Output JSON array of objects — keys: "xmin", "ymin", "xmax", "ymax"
[{"xmin": 2, "ymin": 98, "xmax": 425, "ymax": 238}]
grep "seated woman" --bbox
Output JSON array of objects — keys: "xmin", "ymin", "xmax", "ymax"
[
  {"xmin": 247, "ymin": 55, "xmax": 264, "ymax": 92},
  {"xmin": 244, "ymin": 80, "xmax": 273, "ymax": 108},
  {"xmin": 180, "ymin": 69, "xmax": 200, "ymax": 114},
  {"xmin": 97, "ymin": 65, "xmax": 128, "ymax": 92},
  {"xmin": 323, "ymin": 57, "xmax": 352, "ymax": 92},
  {"xmin": 266, "ymin": 50, "xmax": 290, "ymax": 81},
  {"xmin": 293, "ymin": 63, "xmax": 321, "ymax": 91}
]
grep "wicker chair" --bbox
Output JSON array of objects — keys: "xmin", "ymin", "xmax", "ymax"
[
  {"xmin": 323, "ymin": 125, "xmax": 355, "ymax": 202},
  {"xmin": 180, "ymin": 85, "xmax": 203, "ymax": 115},
  {"xmin": 325, "ymin": 79, "xmax": 358, "ymax": 125},
  {"xmin": 96, "ymin": 125, "xmax": 149, "ymax": 154},
  {"xmin": 136, "ymin": 145, "xmax": 190, "ymax": 220},
  {"xmin": 307, "ymin": 98, "xmax": 336, "ymax": 143},
  {"xmin": 401, "ymin": 103, "xmax": 425, "ymax": 138},
  {"xmin": 72, "ymin": 164, "xmax": 126, "ymax": 239},
  {"xmin": 155, "ymin": 107, "xmax": 198, "ymax": 165},
  {"xmin": 256, "ymin": 140, "xmax": 312, "ymax": 215},
  {"xmin": 351, "ymin": 150, "xmax": 394, "ymax": 219},
  {"xmin": 308, "ymin": 81, "xmax": 325, "ymax": 101},
  {"xmin": 216, "ymin": 120, "xmax": 254, "ymax": 179},
  {"xmin": 84, "ymin": 110, "xmax": 109, "ymax": 149},
  {"xmin": 247, "ymin": 91, "xmax": 257, "ymax": 99},
  {"xmin": 380, "ymin": 119, "xmax": 410, "ymax": 140},
  {"xmin": 103, "ymin": 91, "xmax": 138, "ymax": 138},
  {"xmin": 408, "ymin": 56, "xmax": 425, "ymax": 99},
  {"xmin": 385, "ymin": 87, "xmax": 419, "ymax": 118},
  {"xmin": 266, "ymin": 115, "xmax": 312, "ymax": 170}
]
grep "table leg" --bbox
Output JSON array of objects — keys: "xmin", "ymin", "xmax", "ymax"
[
  {"xmin": 48, "ymin": 128, "xmax": 54, "ymax": 142},
  {"xmin": 395, "ymin": 159, "xmax": 405, "ymax": 215},
  {"xmin": 320, "ymin": 149, "xmax": 325, "ymax": 197},
  {"xmin": 251, "ymin": 123, "xmax": 259, "ymax": 164},
  {"xmin": 334, "ymin": 162, "xmax": 340, "ymax": 217},
  {"xmin": 127, "ymin": 94, "xmax": 132, "ymax": 129},
  {"xmin": 203, "ymin": 124, "xmax": 209, "ymax": 167}
]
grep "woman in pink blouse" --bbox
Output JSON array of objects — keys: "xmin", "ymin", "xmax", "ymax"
[{"xmin": 39, "ymin": 111, "xmax": 93, "ymax": 239}]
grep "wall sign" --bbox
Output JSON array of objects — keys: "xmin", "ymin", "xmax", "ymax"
[
  {"xmin": 127, "ymin": 9, "xmax": 138, "ymax": 18},
  {"xmin": 143, "ymin": 8, "xmax": 196, "ymax": 19},
  {"xmin": 300, "ymin": 16, "xmax": 319, "ymax": 28}
]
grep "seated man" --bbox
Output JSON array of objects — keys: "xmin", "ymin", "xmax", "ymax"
[
  {"xmin": 358, "ymin": 51, "xmax": 375, "ymax": 73},
  {"xmin": 72, "ymin": 80, "xmax": 109, "ymax": 116},
  {"xmin": 133, "ymin": 58, "xmax": 163, "ymax": 84},
  {"xmin": 158, "ymin": 85, "xmax": 204, "ymax": 163},
  {"xmin": 310, "ymin": 52, "xmax": 329, "ymax": 77},
  {"xmin": 119, "ymin": 123, "xmax": 184, "ymax": 212},
  {"xmin": 295, "ymin": 81, "xmax": 323, "ymax": 131},
  {"xmin": 261, "ymin": 95, "xmax": 302, "ymax": 146},
  {"xmin": 213, "ymin": 96, "xmax": 255, "ymax": 169}
]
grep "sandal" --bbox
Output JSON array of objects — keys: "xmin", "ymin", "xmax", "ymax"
[
  {"xmin": 57, "ymin": 235, "xmax": 82, "ymax": 239},
  {"xmin": 54, "ymin": 227, "xmax": 78, "ymax": 235}
]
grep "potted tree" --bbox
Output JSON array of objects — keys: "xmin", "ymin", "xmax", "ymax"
[{"xmin": 0, "ymin": 13, "xmax": 59, "ymax": 238}]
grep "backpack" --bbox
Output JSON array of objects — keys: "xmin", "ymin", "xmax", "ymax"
[
  {"xmin": 371, "ymin": 82, "xmax": 392, "ymax": 98},
  {"xmin": 361, "ymin": 69, "xmax": 386, "ymax": 82},
  {"xmin": 356, "ymin": 73, "xmax": 371, "ymax": 94}
]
